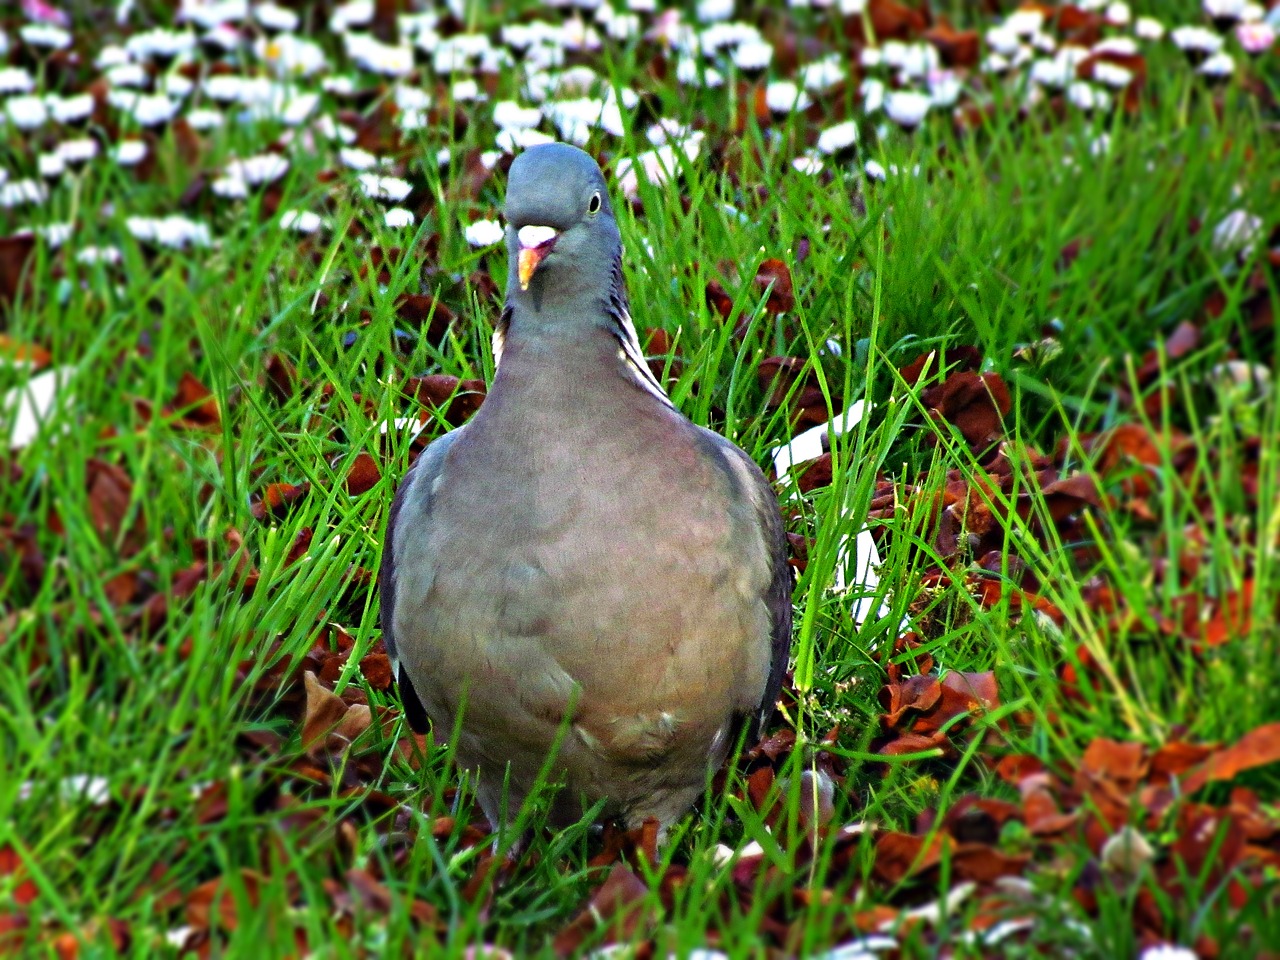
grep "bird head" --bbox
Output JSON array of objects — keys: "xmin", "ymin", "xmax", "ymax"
[{"xmin": 503, "ymin": 143, "xmax": 621, "ymax": 304}]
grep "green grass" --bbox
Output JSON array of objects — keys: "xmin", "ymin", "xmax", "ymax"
[{"xmin": 3, "ymin": 2, "xmax": 1280, "ymax": 957}]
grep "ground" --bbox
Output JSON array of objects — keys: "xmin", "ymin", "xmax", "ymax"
[{"xmin": 2, "ymin": 0, "xmax": 1279, "ymax": 957}]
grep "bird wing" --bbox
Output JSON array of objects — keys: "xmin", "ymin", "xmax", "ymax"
[
  {"xmin": 695, "ymin": 427, "xmax": 794, "ymax": 739},
  {"xmin": 379, "ymin": 427, "xmax": 465, "ymax": 734}
]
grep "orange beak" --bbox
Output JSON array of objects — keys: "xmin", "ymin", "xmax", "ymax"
[{"xmin": 516, "ymin": 225, "xmax": 559, "ymax": 290}]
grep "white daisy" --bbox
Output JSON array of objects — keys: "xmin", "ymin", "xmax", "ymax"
[
  {"xmin": 884, "ymin": 89, "xmax": 931, "ymax": 128},
  {"xmin": 20, "ymin": 23, "xmax": 73, "ymax": 50},
  {"xmin": 384, "ymin": 207, "xmax": 415, "ymax": 228},
  {"xmin": 0, "ymin": 67, "xmax": 36, "ymax": 94},
  {"xmin": 279, "ymin": 209, "xmax": 324, "ymax": 233},
  {"xmin": 464, "ymin": 218, "xmax": 504, "ymax": 247},
  {"xmin": 56, "ymin": 138, "xmax": 99, "ymax": 165},
  {"xmin": 5, "ymin": 95, "xmax": 48, "ymax": 130},
  {"xmin": 764, "ymin": 80, "xmax": 812, "ymax": 113},
  {"xmin": 254, "ymin": 2, "xmax": 299, "ymax": 33},
  {"xmin": 186, "ymin": 107, "xmax": 226, "ymax": 129},
  {"xmin": 112, "ymin": 139, "xmax": 149, "ymax": 166},
  {"xmin": 357, "ymin": 173, "xmax": 412, "ymax": 203}
]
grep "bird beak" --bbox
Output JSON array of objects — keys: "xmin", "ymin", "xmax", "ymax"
[{"xmin": 516, "ymin": 225, "xmax": 559, "ymax": 290}]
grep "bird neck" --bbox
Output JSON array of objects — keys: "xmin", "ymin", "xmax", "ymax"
[{"xmin": 486, "ymin": 287, "xmax": 674, "ymax": 413}]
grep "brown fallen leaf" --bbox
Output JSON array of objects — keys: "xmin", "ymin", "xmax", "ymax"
[
  {"xmin": 344, "ymin": 452, "xmax": 382, "ymax": 496},
  {"xmin": 301, "ymin": 671, "xmax": 374, "ymax": 759},
  {"xmin": 0, "ymin": 234, "xmax": 37, "ymax": 309},
  {"xmin": 872, "ymin": 831, "xmax": 949, "ymax": 884},
  {"xmin": 86, "ymin": 459, "xmax": 148, "ymax": 555},
  {"xmin": 170, "ymin": 372, "xmax": 220, "ymax": 429},
  {"xmin": 754, "ymin": 258, "xmax": 795, "ymax": 314},
  {"xmin": 250, "ymin": 481, "xmax": 310, "ymax": 521},
  {"xmin": 552, "ymin": 863, "xmax": 651, "ymax": 956},
  {"xmin": 1181, "ymin": 722, "xmax": 1280, "ymax": 796},
  {"xmin": 186, "ymin": 869, "xmax": 266, "ymax": 931},
  {"xmin": 921, "ymin": 371, "xmax": 1012, "ymax": 449}
]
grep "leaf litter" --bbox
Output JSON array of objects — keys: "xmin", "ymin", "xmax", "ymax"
[{"xmin": 1, "ymin": 0, "xmax": 1278, "ymax": 956}]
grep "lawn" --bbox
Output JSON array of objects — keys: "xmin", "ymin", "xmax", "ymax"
[{"xmin": 2, "ymin": 0, "xmax": 1279, "ymax": 957}]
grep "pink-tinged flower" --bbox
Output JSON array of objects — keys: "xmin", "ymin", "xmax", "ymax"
[
  {"xmin": 1236, "ymin": 21, "xmax": 1275, "ymax": 54},
  {"xmin": 927, "ymin": 69, "xmax": 962, "ymax": 106},
  {"xmin": 22, "ymin": 0, "xmax": 70, "ymax": 27}
]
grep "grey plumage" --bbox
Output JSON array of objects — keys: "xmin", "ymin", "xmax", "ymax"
[{"xmin": 380, "ymin": 142, "xmax": 791, "ymax": 831}]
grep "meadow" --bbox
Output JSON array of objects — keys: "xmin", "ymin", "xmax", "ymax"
[{"xmin": 2, "ymin": 0, "xmax": 1279, "ymax": 956}]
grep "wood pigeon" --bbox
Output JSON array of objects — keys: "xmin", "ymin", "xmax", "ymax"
[{"xmin": 380, "ymin": 142, "xmax": 792, "ymax": 832}]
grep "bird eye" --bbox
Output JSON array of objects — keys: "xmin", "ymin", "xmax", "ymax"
[{"xmin": 587, "ymin": 192, "xmax": 602, "ymax": 214}]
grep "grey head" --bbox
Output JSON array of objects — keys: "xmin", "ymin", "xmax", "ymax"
[{"xmin": 504, "ymin": 143, "xmax": 623, "ymax": 313}]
